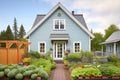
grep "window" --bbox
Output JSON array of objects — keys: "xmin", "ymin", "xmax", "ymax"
[
  {"xmin": 38, "ymin": 42, "xmax": 46, "ymax": 53},
  {"xmin": 73, "ymin": 42, "xmax": 81, "ymax": 53},
  {"xmin": 53, "ymin": 19, "xmax": 65, "ymax": 30}
]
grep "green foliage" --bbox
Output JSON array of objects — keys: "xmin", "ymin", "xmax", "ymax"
[
  {"xmin": 30, "ymin": 59, "xmax": 54, "ymax": 74},
  {"xmin": 98, "ymin": 65, "xmax": 120, "ymax": 77},
  {"xmin": 0, "ymin": 30, "xmax": 7, "ymax": 40},
  {"xmin": 19, "ymin": 24, "xmax": 26, "ymax": 40},
  {"xmin": 23, "ymin": 70, "xmax": 33, "ymax": 76},
  {"xmin": 31, "ymin": 73, "xmax": 37, "ymax": 80},
  {"xmin": 15, "ymin": 73, "xmax": 23, "ymax": 80},
  {"xmin": 0, "ymin": 71, "xmax": 4, "ymax": 78},
  {"xmin": 71, "ymin": 67, "xmax": 102, "ymax": 79},
  {"xmin": 7, "ymin": 69, "xmax": 19, "ymax": 78},
  {"xmin": 91, "ymin": 32, "xmax": 104, "ymax": 51},
  {"xmin": 83, "ymin": 51, "xmax": 93, "ymax": 58},
  {"xmin": 67, "ymin": 53, "xmax": 82, "ymax": 58},
  {"xmin": 108, "ymin": 55, "xmax": 119, "ymax": 63},
  {"xmin": 29, "ymin": 51, "xmax": 41, "ymax": 58},
  {"xmin": 0, "ymin": 65, "xmax": 6, "ymax": 71},
  {"xmin": 104, "ymin": 24, "xmax": 119, "ymax": 40},
  {"xmin": 6, "ymin": 25, "xmax": 14, "ymax": 40},
  {"xmin": 4, "ymin": 69, "xmax": 10, "ymax": 75},
  {"xmin": 13, "ymin": 17, "xmax": 18, "ymax": 40},
  {"xmin": 63, "ymin": 60, "xmax": 69, "ymax": 66}
]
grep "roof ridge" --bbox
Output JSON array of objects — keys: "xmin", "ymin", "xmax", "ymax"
[{"xmin": 37, "ymin": 14, "xmax": 46, "ymax": 16}]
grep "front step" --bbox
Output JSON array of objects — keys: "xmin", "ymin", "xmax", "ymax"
[{"xmin": 54, "ymin": 60, "xmax": 63, "ymax": 63}]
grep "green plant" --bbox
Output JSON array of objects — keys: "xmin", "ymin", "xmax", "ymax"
[
  {"xmin": 71, "ymin": 67, "xmax": 102, "ymax": 79},
  {"xmin": 108, "ymin": 55, "xmax": 118, "ymax": 63},
  {"xmin": 31, "ymin": 73, "xmax": 37, "ymax": 80},
  {"xmin": 29, "ymin": 51, "xmax": 41, "ymax": 58},
  {"xmin": 0, "ymin": 65, "xmax": 6, "ymax": 71},
  {"xmin": 0, "ymin": 71, "xmax": 4, "ymax": 78},
  {"xmin": 22, "ymin": 57, "xmax": 31, "ymax": 63},
  {"xmin": 23, "ymin": 70, "xmax": 33, "ymax": 76},
  {"xmin": 85, "ymin": 51, "xmax": 93, "ymax": 58},
  {"xmin": 67, "ymin": 53, "xmax": 82, "ymax": 58},
  {"xmin": 15, "ymin": 73, "xmax": 23, "ymax": 80},
  {"xmin": 4, "ymin": 68, "xmax": 10, "ymax": 75},
  {"xmin": 7, "ymin": 69, "xmax": 19, "ymax": 78},
  {"xmin": 63, "ymin": 60, "xmax": 69, "ymax": 66}
]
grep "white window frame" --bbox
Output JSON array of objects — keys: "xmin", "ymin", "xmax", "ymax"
[
  {"xmin": 53, "ymin": 19, "xmax": 66, "ymax": 30},
  {"xmin": 38, "ymin": 41, "xmax": 46, "ymax": 53},
  {"xmin": 73, "ymin": 41, "xmax": 81, "ymax": 53}
]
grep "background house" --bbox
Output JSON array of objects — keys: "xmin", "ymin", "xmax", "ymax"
[
  {"xmin": 101, "ymin": 30, "xmax": 120, "ymax": 58},
  {"xmin": 24, "ymin": 3, "xmax": 94, "ymax": 60}
]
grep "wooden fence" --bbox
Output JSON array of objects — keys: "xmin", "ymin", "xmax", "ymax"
[{"xmin": 0, "ymin": 40, "xmax": 30, "ymax": 65}]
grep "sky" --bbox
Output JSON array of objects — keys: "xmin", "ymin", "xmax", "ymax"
[{"xmin": 0, "ymin": 0, "xmax": 120, "ymax": 34}]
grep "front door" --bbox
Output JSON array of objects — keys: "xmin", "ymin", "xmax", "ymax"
[{"xmin": 53, "ymin": 42, "xmax": 66, "ymax": 60}]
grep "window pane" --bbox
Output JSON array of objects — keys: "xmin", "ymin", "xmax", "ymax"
[
  {"xmin": 60, "ymin": 20, "xmax": 64, "ymax": 29},
  {"xmin": 75, "ymin": 43, "xmax": 80, "ymax": 53},
  {"xmin": 40, "ymin": 43, "xmax": 45, "ymax": 53},
  {"xmin": 55, "ymin": 20, "xmax": 59, "ymax": 29}
]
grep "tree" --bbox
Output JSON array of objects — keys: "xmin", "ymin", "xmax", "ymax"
[
  {"xmin": 0, "ymin": 30, "xmax": 7, "ymax": 40},
  {"xmin": 19, "ymin": 24, "xmax": 26, "ymax": 40},
  {"xmin": 6, "ymin": 25, "xmax": 14, "ymax": 40},
  {"xmin": 91, "ymin": 32, "xmax": 104, "ymax": 51},
  {"xmin": 104, "ymin": 24, "xmax": 119, "ymax": 41},
  {"xmin": 13, "ymin": 17, "xmax": 18, "ymax": 40}
]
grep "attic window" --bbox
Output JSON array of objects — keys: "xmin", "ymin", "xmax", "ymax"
[{"xmin": 53, "ymin": 19, "xmax": 65, "ymax": 30}]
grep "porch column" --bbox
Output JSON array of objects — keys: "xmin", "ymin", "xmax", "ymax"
[
  {"xmin": 101, "ymin": 45, "xmax": 104, "ymax": 56},
  {"xmin": 114, "ymin": 43, "xmax": 116, "ymax": 55}
]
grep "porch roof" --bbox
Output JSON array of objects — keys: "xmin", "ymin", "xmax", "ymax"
[
  {"xmin": 50, "ymin": 34, "xmax": 69, "ymax": 40},
  {"xmin": 101, "ymin": 30, "xmax": 120, "ymax": 44}
]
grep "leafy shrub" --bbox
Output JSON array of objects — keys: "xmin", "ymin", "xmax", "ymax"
[
  {"xmin": 30, "ymin": 59, "xmax": 54, "ymax": 74},
  {"xmin": 98, "ymin": 65, "xmax": 120, "ymax": 77},
  {"xmin": 108, "ymin": 55, "xmax": 118, "ymax": 63},
  {"xmin": 29, "ymin": 51, "xmax": 41, "ymax": 58},
  {"xmin": 67, "ymin": 53, "xmax": 82, "ymax": 58}
]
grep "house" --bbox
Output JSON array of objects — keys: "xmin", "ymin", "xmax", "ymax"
[
  {"xmin": 24, "ymin": 3, "xmax": 94, "ymax": 60},
  {"xmin": 101, "ymin": 30, "xmax": 120, "ymax": 58}
]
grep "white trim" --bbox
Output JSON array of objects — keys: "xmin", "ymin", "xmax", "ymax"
[
  {"xmin": 114, "ymin": 43, "xmax": 116, "ymax": 55},
  {"xmin": 73, "ymin": 41, "xmax": 81, "ymax": 53},
  {"xmin": 53, "ymin": 19, "xmax": 66, "ymax": 30},
  {"xmin": 52, "ymin": 41, "xmax": 66, "ymax": 60},
  {"xmin": 38, "ymin": 41, "xmax": 46, "ymax": 53},
  {"xmin": 24, "ymin": 3, "xmax": 94, "ymax": 38},
  {"xmin": 50, "ymin": 38, "xmax": 69, "ymax": 40}
]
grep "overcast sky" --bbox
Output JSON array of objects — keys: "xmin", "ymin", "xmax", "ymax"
[{"xmin": 0, "ymin": 0, "xmax": 120, "ymax": 34}]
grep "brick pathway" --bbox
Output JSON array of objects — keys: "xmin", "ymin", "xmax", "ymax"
[{"xmin": 49, "ymin": 63, "xmax": 70, "ymax": 80}]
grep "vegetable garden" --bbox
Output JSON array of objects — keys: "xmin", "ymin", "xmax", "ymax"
[
  {"xmin": 0, "ymin": 51, "xmax": 56, "ymax": 80},
  {"xmin": 64, "ymin": 51, "xmax": 120, "ymax": 80}
]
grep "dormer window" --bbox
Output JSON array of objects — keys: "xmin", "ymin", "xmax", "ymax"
[{"xmin": 53, "ymin": 19, "xmax": 65, "ymax": 30}]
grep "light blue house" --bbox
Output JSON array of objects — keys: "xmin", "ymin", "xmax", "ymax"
[
  {"xmin": 24, "ymin": 3, "xmax": 94, "ymax": 60},
  {"xmin": 101, "ymin": 30, "xmax": 120, "ymax": 58}
]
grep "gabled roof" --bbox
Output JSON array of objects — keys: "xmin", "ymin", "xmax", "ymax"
[
  {"xmin": 101, "ymin": 30, "xmax": 120, "ymax": 44},
  {"xmin": 32, "ymin": 14, "xmax": 88, "ymax": 29},
  {"xmin": 24, "ymin": 2, "xmax": 94, "ymax": 38}
]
